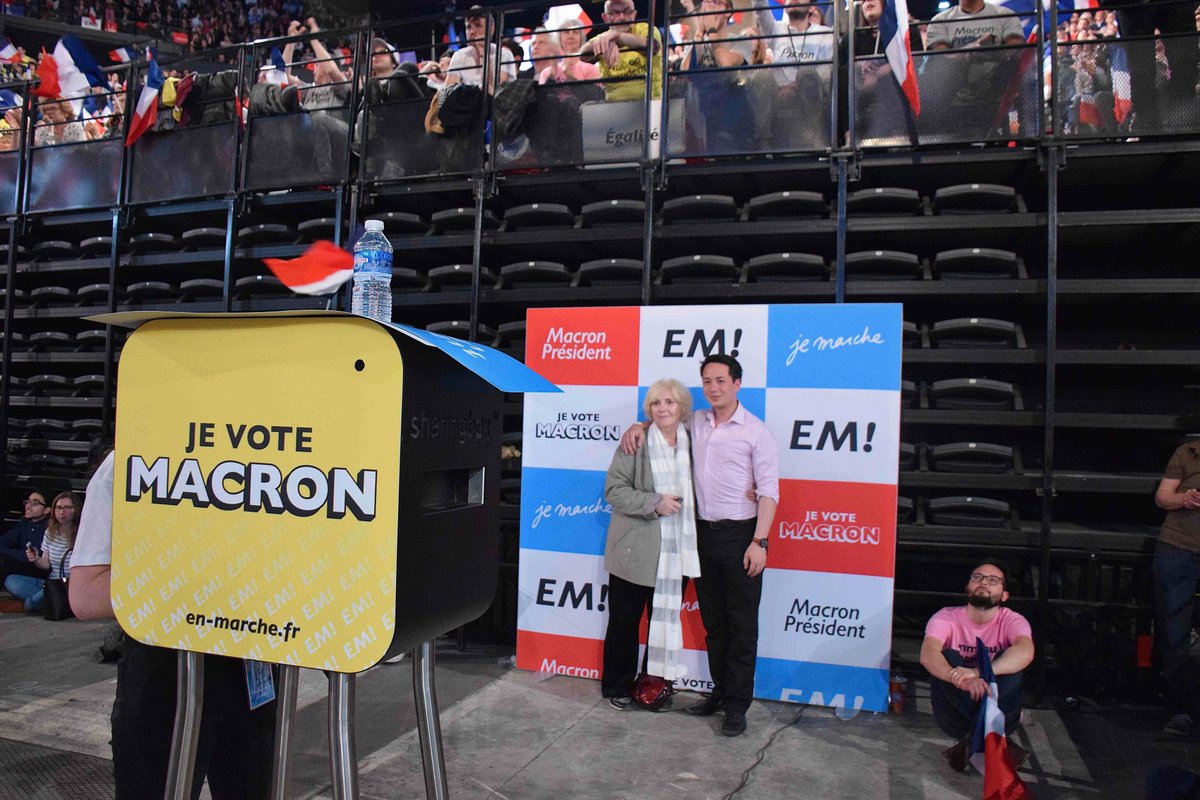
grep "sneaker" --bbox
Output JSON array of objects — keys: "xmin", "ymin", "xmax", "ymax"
[
  {"xmin": 941, "ymin": 738, "xmax": 970, "ymax": 772},
  {"xmin": 720, "ymin": 711, "xmax": 747, "ymax": 737},
  {"xmin": 608, "ymin": 696, "xmax": 633, "ymax": 710},
  {"xmin": 1164, "ymin": 713, "xmax": 1194, "ymax": 737}
]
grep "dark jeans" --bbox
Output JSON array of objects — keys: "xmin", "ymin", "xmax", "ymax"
[
  {"xmin": 601, "ymin": 572, "xmax": 654, "ymax": 698},
  {"xmin": 112, "ymin": 640, "xmax": 275, "ymax": 800},
  {"xmin": 1153, "ymin": 541, "xmax": 1200, "ymax": 717},
  {"xmin": 695, "ymin": 518, "xmax": 761, "ymax": 714},
  {"xmin": 931, "ymin": 647, "xmax": 1024, "ymax": 740}
]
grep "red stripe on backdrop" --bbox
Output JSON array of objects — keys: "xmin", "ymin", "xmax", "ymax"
[
  {"xmin": 770, "ymin": 479, "xmax": 897, "ymax": 577},
  {"xmin": 516, "ymin": 629, "xmax": 605, "ymax": 676},
  {"xmin": 525, "ymin": 306, "xmax": 641, "ymax": 386}
]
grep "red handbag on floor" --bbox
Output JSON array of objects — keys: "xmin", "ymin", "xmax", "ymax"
[{"xmin": 631, "ymin": 673, "xmax": 673, "ymax": 712}]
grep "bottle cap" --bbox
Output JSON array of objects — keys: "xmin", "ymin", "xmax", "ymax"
[{"xmin": 364, "ymin": 219, "xmax": 385, "ymax": 232}]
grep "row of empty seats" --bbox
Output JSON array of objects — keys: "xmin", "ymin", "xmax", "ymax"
[
  {"xmin": 9, "ymin": 276, "xmax": 292, "ymax": 306},
  {"xmin": 904, "ymin": 319, "xmax": 1027, "ymax": 349}
]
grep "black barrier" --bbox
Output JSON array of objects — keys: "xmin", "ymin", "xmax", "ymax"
[
  {"xmin": 246, "ymin": 108, "xmax": 354, "ymax": 191},
  {"xmin": 0, "ymin": 150, "xmax": 18, "ymax": 216},
  {"xmin": 27, "ymin": 138, "xmax": 122, "ymax": 213},
  {"xmin": 362, "ymin": 95, "xmax": 478, "ymax": 180},
  {"xmin": 129, "ymin": 122, "xmax": 237, "ymax": 203},
  {"xmin": 854, "ymin": 45, "xmax": 1040, "ymax": 148},
  {"xmin": 667, "ymin": 61, "xmax": 833, "ymax": 157},
  {"xmin": 1056, "ymin": 31, "xmax": 1200, "ymax": 138}
]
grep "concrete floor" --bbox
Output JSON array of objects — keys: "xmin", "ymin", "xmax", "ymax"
[{"xmin": 1, "ymin": 612, "xmax": 1196, "ymax": 800}]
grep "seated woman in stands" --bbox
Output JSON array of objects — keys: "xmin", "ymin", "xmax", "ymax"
[
  {"xmin": 601, "ymin": 378, "xmax": 700, "ymax": 709},
  {"xmin": 544, "ymin": 19, "xmax": 602, "ymax": 84},
  {"xmin": 33, "ymin": 98, "xmax": 85, "ymax": 147},
  {"xmin": 4, "ymin": 491, "xmax": 81, "ymax": 613}
]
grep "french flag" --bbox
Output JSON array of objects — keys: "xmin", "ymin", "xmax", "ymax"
[
  {"xmin": 109, "ymin": 46, "xmax": 134, "ymax": 63},
  {"xmin": 969, "ymin": 638, "xmax": 1031, "ymax": 800},
  {"xmin": 0, "ymin": 88, "xmax": 22, "ymax": 111},
  {"xmin": 261, "ymin": 46, "xmax": 288, "ymax": 87},
  {"xmin": 880, "ymin": 0, "xmax": 920, "ymax": 116},
  {"xmin": 51, "ymin": 36, "xmax": 109, "ymax": 116},
  {"xmin": 124, "ymin": 48, "xmax": 163, "ymax": 146},
  {"xmin": 0, "ymin": 35, "xmax": 19, "ymax": 63},
  {"xmin": 1111, "ymin": 45, "xmax": 1132, "ymax": 125},
  {"xmin": 263, "ymin": 240, "xmax": 354, "ymax": 295}
]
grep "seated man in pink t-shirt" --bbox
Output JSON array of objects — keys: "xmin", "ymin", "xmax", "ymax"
[{"xmin": 920, "ymin": 560, "xmax": 1035, "ymax": 766}]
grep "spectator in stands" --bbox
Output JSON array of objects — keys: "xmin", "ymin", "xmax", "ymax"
[
  {"xmin": 1152, "ymin": 438, "xmax": 1200, "ymax": 736},
  {"xmin": 579, "ymin": 0, "xmax": 663, "ymax": 101},
  {"xmin": 34, "ymin": 98, "xmax": 85, "ymax": 146},
  {"xmin": 551, "ymin": 19, "xmax": 602, "ymax": 83},
  {"xmin": 286, "ymin": 18, "xmax": 349, "ymax": 111},
  {"xmin": 418, "ymin": 51, "xmax": 454, "ymax": 91},
  {"xmin": 924, "ymin": 0, "xmax": 1026, "ymax": 137},
  {"xmin": 4, "ymin": 491, "xmax": 80, "ymax": 613},
  {"xmin": 1072, "ymin": 28, "xmax": 1116, "ymax": 134},
  {"xmin": 678, "ymin": 0, "xmax": 757, "ymax": 153},
  {"xmin": 0, "ymin": 491, "xmax": 50, "ymax": 587},
  {"xmin": 754, "ymin": 0, "xmax": 834, "ymax": 82},
  {"xmin": 1098, "ymin": 0, "xmax": 1197, "ymax": 131},
  {"xmin": 444, "ymin": 7, "xmax": 516, "ymax": 89},
  {"xmin": 920, "ymin": 560, "xmax": 1034, "ymax": 770},
  {"xmin": 0, "ymin": 107, "xmax": 23, "ymax": 152},
  {"xmin": 529, "ymin": 27, "xmax": 563, "ymax": 84}
]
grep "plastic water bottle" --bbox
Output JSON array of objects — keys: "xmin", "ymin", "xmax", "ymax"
[{"xmin": 351, "ymin": 219, "xmax": 393, "ymax": 322}]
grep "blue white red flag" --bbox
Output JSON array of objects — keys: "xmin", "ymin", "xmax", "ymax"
[
  {"xmin": 109, "ymin": 46, "xmax": 134, "ymax": 63},
  {"xmin": 880, "ymin": 0, "xmax": 920, "ymax": 115},
  {"xmin": 52, "ymin": 36, "xmax": 108, "ymax": 116},
  {"xmin": 969, "ymin": 637, "xmax": 1031, "ymax": 800},
  {"xmin": 1111, "ymin": 44, "xmax": 1131, "ymax": 124},
  {"xmin": 0, "ymin": 88, "xmax": 22, "ymax": 110},
  {"xmin": 0, "ymin": 35, "xmax": 19, "ymax": 63},
  {"xmin": 260, "ymin": 46, "xmax": 289, "ymax": 86},
  {"xmin": 125, "ymin": 48, "xmax": 163, "ymax": 146}
]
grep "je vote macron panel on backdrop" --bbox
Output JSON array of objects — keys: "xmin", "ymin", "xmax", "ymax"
[{"xmin": 516, "ymin": 303, "xmax": 903, "ymax": 712}]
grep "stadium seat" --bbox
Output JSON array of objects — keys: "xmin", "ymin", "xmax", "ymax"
[
  {"xmin": 373, "ymin": 211, "xmax": 429, "ymax": 235},
  {"xmin": 929, "ymin": 442, "xmax": 1015, "ymax": 473},
  {"xmin": 932, "ymin": 248, "xmax": 1021, "ymax": 280},
  {"xmin": 660, "ymin": 254, "xmax": 740, "ymax": 284},
  {"xmin": 581, "ymin": 199, "xmax": 645, "ymax": 228},
  {"xmin": 930, "ymin": 318, "xmax": 1022, "ymax": 348},
  {"xmin": 661, "ymin": 194, "xmax": 739, "ymax": 223},
  {"xmin": 392, "ymin": 268, "xmax": 427, "ymax": 291},
  {"xmin": 428, "ymin": 264, "xmax": 498, "ymax": 290},
  {"xmin": 503, "ymin": 203, "xmax": 575, "ymax": 229},
  {"xmin": 125, "ymin": 281, "xmax": 178, "ymax": 302},
  {"xmin": 74, "ymin": 330, "xmax": 108, "ymax": 350},
  {"xmin": 496, "ymin": 321, "xmax": 527, "ymax": 359},
  {"xmin": 79, "ymin": 235, "xmax": 114, "ymax": 257},
  {"xmin": 28, "ymin": 331, "xmax": 71, "ymax": 350},
  {"xmin": 72, "ymin": 419, "xmax": 103, "ymax": 434},
  {"xmin": 899, "ymin": 441, "xmax": 917, "ymax": 470},
  {"xmin": 233, "ymin": 275, "xmax": 289, "ymax": 297},
  {"xmin": 744, "ymin": 252, "xmax": 827, "ymax": 282},
  {"xmin": 845, "ymin": 187, "xmax": 921, "ymax": 216},
  {"xmin": 130, "ymin": 232, "xmax": 183, "ymax": 253},
  {"xmin": 181, "ymin": 227, "xmax": 228, "ymax": 249},
  {"xmin": 932, "ymin": 184, "xmax": 1019, "ymax": 215},
  {"xmin": 26, "ymin": 374, "xmax": 71, "ymax": 393},
  {"xmin": 237, "ymin": 224, "xmax": 296, "ymax": 245},
  {"xmin": 29, "ymin": 286, "xmax": 73, "ymax": 306},
  {"xmin": 431, "ymin": 207, "xmax": 498, "ymax": 233},
  {"xmin": 929, "ymin": 378, "xmax": 1016, "ymax": 411},
  {"xmin": 926, "ymin": 496, "xmax": 1011, "ymax": 528},
  {"xmin": 76, "ymin": 283, "xmax": 111, "ymax": 305},
  {"xmin": 577, "ymin": 258, "xmax": 643, "ymax": 286},
  {"xmin": 902, "ymin": 379, "xmax": 917, "ymax": 408},
  {"xmin": 297, "ymin": 217, "xmax": 339, "ymax": 242},
  {"xmin": 845, "ymin": 250, "xmax": 922, "ymax": 280},
  {"xmin": 903, "ymin": 321, "xmax": 920, "ymax": 347},
  {"xmin": 746, "ymin": 190, "xmax": 826, "ymax": 220},
  {"xmin": 179, "ymin": 278, "xmax": 225, "ymax": 299},
  {"xmin": 30, "ymin": 240, "xmax": 76, "ymax": 260},
  {"xmin": 897, "ymin": 495, "xmax": 915, "ymax": 523},
  {"xmin": 499, "ymin": 261, "xmax": 573, "ymax": 288}
]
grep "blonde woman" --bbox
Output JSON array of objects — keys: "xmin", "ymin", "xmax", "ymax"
[
  {"xmin": 601, "ymin": 378, "xmax": 700, "ymax": 708},
  {"xmin": 5, "ymin": 490, "xmax": 80, "ymax": 612}
]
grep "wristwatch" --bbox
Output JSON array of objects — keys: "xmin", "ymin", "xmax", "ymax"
[{"xmin": 755, "ymin": 537, "xmax": 768, "ymax": 550}]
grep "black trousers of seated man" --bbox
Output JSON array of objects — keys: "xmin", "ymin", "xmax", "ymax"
[
  {"xmin": 931, "ymin": 647, "xmax": 1023, "ymax": 740},
  {"xmin": 694, "ymin": 518, "xmax": 762, "ymax": 715},
  {"xmin": 112, "ymin": 638, "xmax": 276, "ymax": 800}
]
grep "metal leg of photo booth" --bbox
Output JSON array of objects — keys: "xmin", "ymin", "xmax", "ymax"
[
  {"xmin": 328, "ymin": 672, "xmax": 359, "ymax": 800},
  {"xmin": 413, "ymin": 639, "xmax": 448, "ymax": 800},
  {"xmin": 269, "ymin": 665, "xmax": 300, "ymax": 800},
  {"xmin": 164, "ymin": 651, "xmax": 204, "ymax": 800}
]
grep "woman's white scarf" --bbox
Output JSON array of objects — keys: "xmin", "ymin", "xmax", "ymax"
[{"xmin": 645, "ymin": 423, "xmax": 700, "ymax": 681}]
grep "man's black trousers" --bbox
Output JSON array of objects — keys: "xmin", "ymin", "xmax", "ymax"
[{"xmin": 695, "ymin": 518, "xmax": 761, "ymax": 714}]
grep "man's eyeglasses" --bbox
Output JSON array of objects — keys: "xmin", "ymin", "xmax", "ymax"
[
  {"xmin": 23, "ymin": 499, "xmax": 45, "ymax": 506},
  {"xmin": 969, "ymin": 573, "xmax": 1003, "ymax": 587}
]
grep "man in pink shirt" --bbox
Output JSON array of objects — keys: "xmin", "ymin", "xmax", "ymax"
[
  {"xmin": 920, "ymin": 560, "xmax": 1035, "ymax": 769},
  {"xmin": 624, "ymin": 354, "xmax": 779, "ymax": 736}
]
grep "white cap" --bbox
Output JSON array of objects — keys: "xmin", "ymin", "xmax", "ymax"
[{"xmin": 365, "ymin": 219, "xmax": 385, "ymax": 231}]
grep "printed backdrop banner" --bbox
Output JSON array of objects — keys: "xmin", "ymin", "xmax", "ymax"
[{"xmin": 517, "ymin": 304, "xmax": 902, "ymax": 711}]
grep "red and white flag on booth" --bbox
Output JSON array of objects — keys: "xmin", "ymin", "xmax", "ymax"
[
  {"xmin": 880, "ymin": 0, "xmax": 920, "ymax": 116},
  {"xmin": 263, "ymin": 241, "xmax": 354, "ymax": 295},
  {"xmin": 125, "ymin": 48, "xmax": 163, "ymax": 146}
]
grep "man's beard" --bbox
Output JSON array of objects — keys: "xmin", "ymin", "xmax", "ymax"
[{"xmin": 968, "ymin": 592, "xmax": 999, "ymax": 609}]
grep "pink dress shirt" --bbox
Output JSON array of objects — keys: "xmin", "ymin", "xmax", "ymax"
[{"xmin": 691, "ymin": 403, "xmax": 780, "ymax": 522}]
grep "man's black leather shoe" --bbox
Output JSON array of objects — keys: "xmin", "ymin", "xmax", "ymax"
[
  {"xmin": 684, "ymin": 695, "xmax": 723, "ymax": 717},
  {"xmin": 721, "ymin": 711, "xmax": 747, "ymax": 737}
]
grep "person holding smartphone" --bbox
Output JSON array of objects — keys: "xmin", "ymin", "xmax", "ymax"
[{"xmin": 601, "ymin": 378, "xmax": 700, "ymax": 710}]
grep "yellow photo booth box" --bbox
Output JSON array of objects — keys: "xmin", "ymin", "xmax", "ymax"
[{"xmin": 100, "ymin": 311, "xmax": 556, "ymax": 673}]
